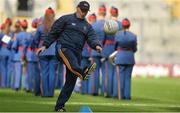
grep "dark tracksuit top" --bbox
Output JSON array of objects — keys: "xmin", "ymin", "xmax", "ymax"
[
  {"xmin": 43, "ymin": 13, "xmax": 101, "ymax": 80},
  {"xmin": 43, "ymin": 13, "xmax": 100, "ymax": 54}
]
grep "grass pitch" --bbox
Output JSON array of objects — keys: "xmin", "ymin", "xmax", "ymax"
[{"xmin": 0, "ymin": 77, "xmax": 180, "ymax": 112}]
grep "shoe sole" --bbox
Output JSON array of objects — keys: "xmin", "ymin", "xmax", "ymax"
[{"xmin": 84, "ymin": 63, "xmax": 97, "ymax": 80}]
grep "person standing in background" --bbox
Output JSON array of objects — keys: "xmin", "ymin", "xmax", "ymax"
[
  {"xmin": 101, "ymin": 6, "xmax": 122, "ymax": 97},
  {"xmin": 90, "ymin": 5, "xmax": 106, "ymax": 96},
  {"xmin": 31, "ymin": 18, "xmax": 41, "ymax": 95},
  {"xmin": 20, "ymin": 20, "xmax": 30, "ymax": 92},
  {"xmin": 12, "ymin": 20, "xmax": 29, "ymax": 91},
  {"xmin": 114, "ymin": 18, "xmax": 137, "ymax": 100},
  {"xmin": 9, "ymin": 20, "xmax": 22, "ymax": 89},
  {"xmin": 34, "ymin": 7, "xmax": 58, "ymax": 97},
  {"xmin": 24, "ymin": 18, "xmax": 40, "ymax": 94},
  {"xmin": 0, "ymin": 18, "xmax": 14, "ymax": 88},
  {"xmin": 80, "ymin": 13, "xmax": 97, "ymax": 94},
  {"xmin": 0, "ymin": 24, "xmax": 5, "ymax": 87},
  {"xmin": 108, "ymin": 6, "xmax": 124, "ymax": 98}
]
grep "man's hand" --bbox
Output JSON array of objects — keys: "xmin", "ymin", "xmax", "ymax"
[
  {"xmin": 96, "ymin": 45, "xmax": 102, "ymax": 53},
  {"xmin": 36, "ymin": 46, "xmax": 46, "ymax": 55}
]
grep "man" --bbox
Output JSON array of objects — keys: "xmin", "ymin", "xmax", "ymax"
[{"xmin": 37, "ymin": 1, "xmax": 102, "ymax": 112}]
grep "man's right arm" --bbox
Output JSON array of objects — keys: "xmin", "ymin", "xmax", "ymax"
[{"xmin": 43, "ymin": 16, "xmax": 67, "ymax": 48}]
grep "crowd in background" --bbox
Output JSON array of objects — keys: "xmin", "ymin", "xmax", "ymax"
[{"xmin": 0, "ymin": 4, "xmax": 137, "ymax": 100}]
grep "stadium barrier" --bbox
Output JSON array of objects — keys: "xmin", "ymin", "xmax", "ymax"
[{"xmin": 132, "ymin": 64, "xmax": 180, "ymax": 78}]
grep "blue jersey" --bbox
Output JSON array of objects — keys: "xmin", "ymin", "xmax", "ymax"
[
  {"xmin": 91, "ymin": 20, "xmax": 105, "ymax": 57},
  {"xmin": 114, "ymin": 31, "xmax": 137, "ymax": 65},
  {"xmin": 25, "ymin": 32, "xmax": 39, "ymax": 62},
  {"xmin": 12, "ymin": 31, "xmax": 29, "ymax": 61}
]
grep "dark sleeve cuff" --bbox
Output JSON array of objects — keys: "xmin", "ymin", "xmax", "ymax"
[
  {"xmin": 92, "ymin": 43, "xmax": 102, "ymax": 50},
  {"xmin": 42, "ymin": 41, "xmax": 49, "ymax": 49}
]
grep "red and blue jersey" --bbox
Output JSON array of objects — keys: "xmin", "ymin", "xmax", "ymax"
[
  {"xmin": 12, "ymin": 31, "xmax": 29, "ymax": 61},
  {"xmin": 114, "ymin": 31, "xmax": 137, "ymax": 65}
]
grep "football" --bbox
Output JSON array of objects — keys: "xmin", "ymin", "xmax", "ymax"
[{"xmin": 104, "ymin": 19, "xmax": 119, "ymax": 35}]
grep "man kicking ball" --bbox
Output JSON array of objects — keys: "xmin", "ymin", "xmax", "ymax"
[{"xmin": 37, "ymin": 1, "xmax": 102, "ymax": 112}]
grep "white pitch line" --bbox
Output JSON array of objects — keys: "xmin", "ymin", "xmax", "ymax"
[
  {"xmin": 2, "ymin": 100, "xmax": 180, "ymax": 108},
  {"xmin": 66, "ymin": 102, "xmax": 180, "ymax": 108},
  {"xmin": 23, "ymin": 101, "xmax": 180, "ymax": 108}
]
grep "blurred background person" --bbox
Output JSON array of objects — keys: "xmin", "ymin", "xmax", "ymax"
[
  {"xmin": 27, "ymin": 18, "xmax": 41, "ymax": 95},
  {"xmin": 12, "ymin": 20, "xmax": 29, "ymax": 91},
  {"xmin": 80, "ymin": 13, "xmax": 96, "ymax": 94},
  {"xmin": 10, "ymin": 20, "xmax": 22, "ymax": 89},
  {"xmin": 0, "ymin": 18, "xmax": 13, "ymax": 88},
  {"xmin": 22, "ymin": 19, "xmax": 37, "ymax": 93},
  {"xmin": 33, "ymin": 7, "xmax": 57, "ymax": 97},
  {"xmin": 101, "ymin": 6, "xmax": 122, "ymax": 97},
  {"xmin": 0, "ymin": 23, "xmax": 5, "ymax": 87},
  {"xmin": 89, "ymin": 4, "xmax": 106, "ymax": 96},
  {"xmin": 20, "ymin": 20, "xmax": 31, "ymax": 92},
  {"xmin": 108, "ymin": 6, "xmax": 123, "ymax": 98},
  {"xmin": 114, "ymin": 18, "xmax": 137, "ymax": 100}
]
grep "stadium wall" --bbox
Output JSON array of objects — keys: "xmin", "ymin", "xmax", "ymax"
[{"xmin": 132, "ymin": 64, "xmax": 180, "ymax": 78}]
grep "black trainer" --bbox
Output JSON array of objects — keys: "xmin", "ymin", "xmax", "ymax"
[{"xmin": 83, "ymin": 63, "xmax": 96, "ymax": 80}]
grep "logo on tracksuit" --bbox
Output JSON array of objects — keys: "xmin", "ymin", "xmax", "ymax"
[
  {"xmin": 72, "ymin": 23, "xmax": 76, "ymax": 26},
  {"xmin": 83, "ymin": 26, "xmax": 87, "ymax": 31}
]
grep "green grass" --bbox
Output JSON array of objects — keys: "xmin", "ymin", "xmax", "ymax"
[{"xmin": 0, "ymin": 77, "xmax": 180, "ymax": 112}]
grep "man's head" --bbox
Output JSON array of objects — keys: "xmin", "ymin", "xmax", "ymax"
[{"xmin": 76, "ymin": 1, "xmax": 90, "ymax": 19}]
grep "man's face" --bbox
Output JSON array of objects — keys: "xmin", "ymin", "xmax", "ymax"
[{"xmin": 77, "ymin": 7, "xmax": 88, "ymax": 19}]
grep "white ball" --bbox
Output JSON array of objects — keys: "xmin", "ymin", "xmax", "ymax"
[{"xmin": 104, "ymin": 20, "xmax": 119, "ymax": 35}]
